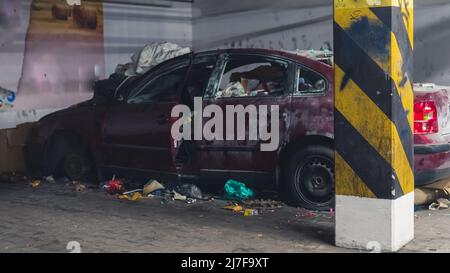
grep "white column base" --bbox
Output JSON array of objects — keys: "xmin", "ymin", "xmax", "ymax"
[{"xmin": 335, "ymin": 191, "xmax": 414, "ymax": 252}]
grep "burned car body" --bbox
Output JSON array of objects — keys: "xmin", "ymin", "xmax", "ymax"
[{"xmin": 26, "ymin": 48, "xmax": 450, "ymax": 210}]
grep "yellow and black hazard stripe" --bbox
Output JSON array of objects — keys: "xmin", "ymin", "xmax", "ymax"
[{"xmin": 334, "ymin": 0, "xmax": 414, "ymax": 199}]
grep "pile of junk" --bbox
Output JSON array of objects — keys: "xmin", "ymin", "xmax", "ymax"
[
  {"xmin": 415, "ymin": 180, "xmax": 450, "ymax": 211},
  {"xmin": 101, "ymin": 177, "xmax": 283, "ymax": 216},
  {"xmin": 92, "ymin": 42, "xmax": 191, "ymax": 104}
]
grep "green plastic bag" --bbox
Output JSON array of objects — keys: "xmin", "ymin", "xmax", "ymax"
[{"xmin": 224, "ymin": 179, "xmax": 254, "ymax": 201}]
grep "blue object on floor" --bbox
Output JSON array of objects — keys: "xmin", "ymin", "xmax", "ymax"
[{"xmin": 224, "ymin": 179, "xmax": 254, "ymax": 201}]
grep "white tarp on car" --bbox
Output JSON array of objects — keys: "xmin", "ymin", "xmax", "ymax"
[{"xmin": 116, "ymin": 42, "xmax": 191, "ymax": 76}]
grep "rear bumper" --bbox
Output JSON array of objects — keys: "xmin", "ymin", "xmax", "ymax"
[{"xmin": 414, "ymin": 144, "xmax": 450, "ymax": 186}]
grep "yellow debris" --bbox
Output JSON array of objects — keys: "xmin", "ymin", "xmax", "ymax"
[
  {"xmin": 118, "ymin": 192, "xmax": 144, "ymax": 201},
  {"xmin": 223, "ymin": 204, "xmax": 243, "ymax": 212},
  {"xmin": 30, "ymin": 180, "xmax": 41, "ymax": 188}
]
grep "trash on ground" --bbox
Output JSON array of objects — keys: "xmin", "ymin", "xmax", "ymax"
[
  {"xmin": 415, "ymin": 188, "xmax": 447, "ymax": 206},
  {"xmin": 223, "ymin": 203, "xmax": 244, "ymax": 213},
  {"xmin": 122, "ymin": 189, "xmax": 143, "ymax": 195},
  {"xmin": 171, "ymin": 190, "xmax": 187, "ymax": 201},
  {"xmin": 44, "ymin": 175, "xmax": 56, "ymax": 184},
  {"xmin": 186, "ymin": 198, "xmax": 197, "ymax": 204},
  {"xmin": 30, "ymin": 180, "xmax": 41, "ymax": 188},
  {"xmin": 71, "ymin": 181, "xmax": 86, "ymax": 192},
  {"xmin": 175, "ymin": 183, "xmax": 203, "ymax": 199},
  {"xmin": 149, "ymin": 189, "xmax": 164, "ymax": 197},
  {"xmin": 143, "ymin": 179, "xmax": 165, "ymax": 196},
  {"xmin": 244, "ymin": 209, "xmax": 259, "ymax": 216},
  {"xmin": 429, "ymin": 198, "xmax": 450, "ymax": 210},
  {"xmin": 130, "ymin": 192, "xmax": 144, "ymax": 201},
  {"xmin": 103, "ymin": 178, "xmax": 124, "ymax": 194},
  {"xmin": 415, "ymin": 180, "xmax": 450, "ymax": 210},
  {"xmin": 224, "ymin": 179, "xmax": 254, "ymax": 201},
  {"xmin": 223, "ymin": 204, "xmax": 259, "ymax": 216},
  {"xmin": 118, "ymin": 192, "xmax": 144, "ymax": 201}
]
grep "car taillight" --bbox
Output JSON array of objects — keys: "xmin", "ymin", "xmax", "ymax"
[{"xmin": 414, "ymin": 101, "xmax": 438, "ymax": 134}]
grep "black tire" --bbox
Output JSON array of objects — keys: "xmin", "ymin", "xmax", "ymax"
[
  {"xmin": 283, "ymin": 145, "xmax": 335, "ymax": 211},
  {"xmin": 43, "ymin": 135, "xmax": 94, "ymax": 181}
]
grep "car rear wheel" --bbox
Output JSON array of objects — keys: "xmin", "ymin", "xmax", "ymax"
[
  {"xmin": 284, "ymin": 145, "xmax": 335, "ymax": 211},
  {"xmin": 62, "ymin": 152, "xmax": 93, "ymax": 181}
]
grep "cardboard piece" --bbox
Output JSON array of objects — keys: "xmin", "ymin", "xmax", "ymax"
[{"xmin": 0, "ymin": 122, "xmax": 39, "ymax": 173}]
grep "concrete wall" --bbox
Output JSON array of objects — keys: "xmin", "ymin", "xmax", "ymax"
[
  {"xmin": 192, "ymin": 0, "xmax": 332, "ymax": 51},
  {"xmin": 0, "ymin": 0, "xmax": 192, "ymax": 128},
  {"xmin": 103, "ymin": 0, "xmax": 192, "ymax": 75},
  {"xmin": 193, "ymin": 0, "xmax": 450, "ymax": 85}
]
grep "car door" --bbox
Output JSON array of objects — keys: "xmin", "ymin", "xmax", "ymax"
[
  {"xmin": 172, "ymin": 53, "xmax": 219, "ymax": 177},
  {"xmin": 194, "ymin": 53, "xmax": 294, "ymax": 188},
  {"xmin": 101, "ymin": 56, "xmax": 191, "ymax": 181}
]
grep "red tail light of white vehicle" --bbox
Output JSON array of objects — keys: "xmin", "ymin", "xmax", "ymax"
[{"xmin": 414, "ymin": 101, "xmax": 439, "ymax": 135}]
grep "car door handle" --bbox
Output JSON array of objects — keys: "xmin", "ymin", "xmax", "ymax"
[{"xmin": 156, "ymin": 115, "xmax": 170, "ymax": 124}]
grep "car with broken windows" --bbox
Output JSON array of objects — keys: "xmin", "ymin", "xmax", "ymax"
[{"xmin": 25, "ymin": 48, "xmax": 450, "ymax": 211}]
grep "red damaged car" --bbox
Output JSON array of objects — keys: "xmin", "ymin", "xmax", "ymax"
[{"xmin": 26, "ymin": 48, "xmax": 450, "ymax": 210}]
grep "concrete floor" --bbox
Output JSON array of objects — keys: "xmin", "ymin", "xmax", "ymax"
[{"xmin": 0, "ymin": 181, "xmax": 448, "ymax": 253}]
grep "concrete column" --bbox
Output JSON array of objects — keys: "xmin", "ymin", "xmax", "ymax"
[{"xmin": 333, "ymin": 0, "xmax": 414, "ymax": 252}]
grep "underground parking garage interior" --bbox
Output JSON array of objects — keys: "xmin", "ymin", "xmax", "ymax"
[{"xmin": 2, "ymin": 0, "xmax": 450, "ymax": 261}]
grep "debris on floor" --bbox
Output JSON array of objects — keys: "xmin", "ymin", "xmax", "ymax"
[
  {"xmin": 103, "ymin": 178, "xmax": 124, "ymax": 194},
  {"xmin": 415, "ymin": 188, "xmax": 447, "ymax": 206},
  {"xmin": 186, "ymin": 198, "xmax": 197, "ymax": 204},
  {"xmin": 118, "ymin": 192, "xmax": 144, "ymax": 201},
  {"xmin": 223, "ymin": 203, "xmax": 244, "ymax": 213},
  {"xmin": 149, "ymin": 189, "xmax": 165, "ymax": 197},
  {"xmin": 70, "ymin": 181, "xmax": 87, "ymax": 192},
  {"xmin": 224, "ymin": 179, "xmax": 254, "ymax": 201},
  {"xmin": 171, "ymin": 190, "xmax": 187, "ymax": 201},
  {"xmin": 243, "ymin": 209, "xmax": 259, "ymax": 216},
  {"xmin": 175, "ymin": 183, "xmax": 203, "ymax": 200},
  {"xmin": 44, "ymin": 175, "xmax": 55, "ymax": 184},
  {"xmin": 415, "ymin": 180, "xmax": 450, "ymax": 210},
  {"xmin": 143, "ymin": 179, "xmax": 165, "ymax": 196},
  {"xmin": 122, "ymin": 189, "xmax": 143, "ymax": 195},
  {"xmin": 429, "ymin": 198, "xmax": 450, "ymax": 210},
  {"xmin": 30, "ymin": 180, "xmax": 41, "ymax": 188},
  {"xmin": 223, "ymin": 202, "xmax": 262, "ymax": 216}
]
